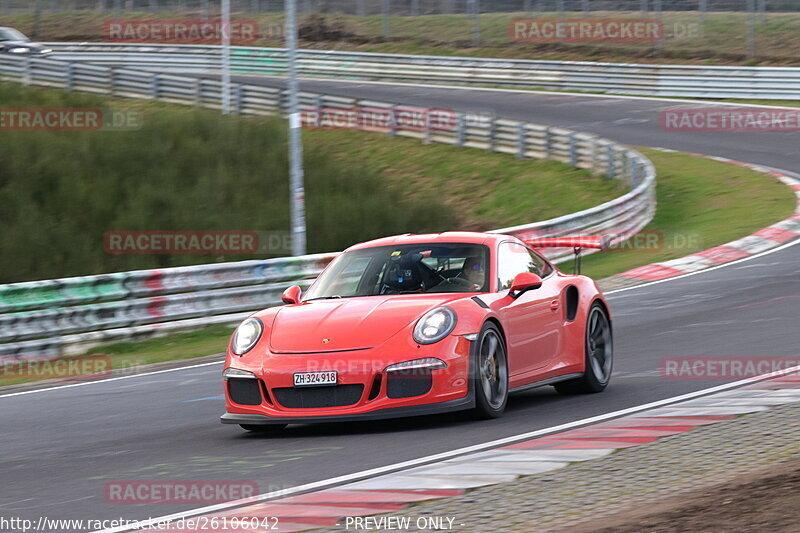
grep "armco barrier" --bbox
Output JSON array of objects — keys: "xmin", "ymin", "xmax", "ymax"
[
  {"xmin": 45, "ymin": 43, "xmax": 800, "ymax": 100},
  {"xmin": 0, "ymin": 52, "xmax": 655, "ymax": 359}
]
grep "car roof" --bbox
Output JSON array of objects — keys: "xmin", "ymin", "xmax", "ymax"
[{"xmin": 345, "ymin": 231, "xmax": 513, "ymax": 252}]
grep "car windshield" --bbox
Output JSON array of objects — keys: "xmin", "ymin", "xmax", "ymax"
[
  {"xmin": 303, "ymin": 243, "xmax": 490, "ymax": 300},
  {"xmin": 0, "ymin": 28, "xmax": 29, "ymax": 42}
]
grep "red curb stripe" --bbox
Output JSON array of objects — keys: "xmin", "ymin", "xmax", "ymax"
[
  {"xmin": 753, "ymin": 227, "xmax": 799, "ymax": 243},
  {"xmin": 501, "ymin": 439, "xmax": 641, "ymax": 450},
  {"xmin": 553, "ymin": 428, "xmax": 690, "ymax": 438},
  {"xmin": 371, "ymin": 489, "xmax": 465, "ymax": 496},
  {"xmin": 646, "ymin": 415, "xmax": 737, "ymax": 421},
  {"xmin": 692, "ymin": 245, "xmax": 751, "ymax": 264},
  {"xmin": 594, "ymin": 425, "xmax": 697, "ymax": 434},
  {"xmin": 280, "ymin": 489, "xmax": 456, "ymax": 504},
  {"xmin": 617, "ymin": 264, "xmax": 686, "ymax": 280}
]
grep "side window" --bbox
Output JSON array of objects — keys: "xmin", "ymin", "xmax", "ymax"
[
  {"xmin": 497, "ymin": 242, "xmax": 545, "ymax": 290},
  {"xmin": 529, "ymin": 249, "xmax": 553, "ymax": 278}
]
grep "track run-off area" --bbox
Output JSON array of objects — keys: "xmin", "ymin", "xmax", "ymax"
[{"xmin": 1, "ymin": 81, "xmax": 799, "ymax": 529}]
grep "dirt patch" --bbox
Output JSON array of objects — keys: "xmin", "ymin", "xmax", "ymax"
[{"xmin": 564, "ymin": 458, "xmax": 800, "ymax": 533}]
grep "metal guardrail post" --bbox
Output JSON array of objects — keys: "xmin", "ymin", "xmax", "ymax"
[
  {"xmin": 235, "ymin": 84, "xmax": 244, "ymax": 114},
  {"xmin": 108, "ymin": 67, "xmax": 116, "ymax": 96},
  {"xmin": 625, "ymin": 152, "xmax": 633, "ymax": 187},
  {"xmin": 654, "ymin": 0, "xmax": 663, "ymax": 55},
  {"xmin": 456, "ymin": 113, "xmax": 466, "ymax": 147},
  {"xmin": 488, "ymin": 115, "xmax": 496, "ymax": 152},
  {"xmin": 22, "ymin": 57, "xmax": 31, "ymax": 86},
  {"xmin": 747, "ymin": 0, "xmax": 757, "ymax": 59},
  {"xmin": 382, "ymin": 0, "xmax": 390, "ymax": 41},
  {"xmin": 150, "ymin": 72, "xmax": 159, "ymax": 100},
  {"xmin": 194, "ymin": 77, "xmax": 202, "ymax": 107},
  {"xmin": 424, "ymin": 111, "xmax": 431, "ymax": 144},
  {"xmin": 517, "ymin": 123, "xmax": 526, "ymax": 159},
  {"xmin": 606, "ymin": 145, "xmax": 616, "ymax": 179},
  {"xmin": 469, "ymin": 0, "xmax": 480, "ymax": 46},
  {"xmin": 544, "ymin": 127, "xmax": 552, "ymax": 159},
  {"xmin": 389, "ymin": 104, "xmax": 397, "ymax": 137},
  {"xmin": 568, "ymin": 132, "xmax": 577, "ymax": 167},
  {"xmin": 65, "ymin": 63, "xmax": 75, "ymax": 91}
]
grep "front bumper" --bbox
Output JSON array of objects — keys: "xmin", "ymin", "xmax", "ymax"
[
  {"xmin": 221, "ymin": 393, "xmax": 475, "ymax": 425},
  {"xmin": 221, "ymin": 335, "xmax": 474, "ymax": 424}
]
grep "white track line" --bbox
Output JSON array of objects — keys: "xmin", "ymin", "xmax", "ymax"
[
  {"xmin": 0, "ymin": 361, "xmax": 223, "ymax": 399},
  {"xmin": 99, "ymin": 364, "xmax": 800, "ymax": 533}
]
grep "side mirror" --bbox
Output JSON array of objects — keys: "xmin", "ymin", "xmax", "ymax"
[
  {"xmin": 509, "ymin": 272, "xmax": 543, "ymax": 298},
  {"xmin": 281, "ymin": 285, "xmax": 302, "ymax": 304}
]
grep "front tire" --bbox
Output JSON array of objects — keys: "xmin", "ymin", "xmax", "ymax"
[
  {"xmin": 240, "ymin": 424, "xmax": 287, "ymax": 434},
  {"xmin": 555, "ymin": 302, "xmax": 613, "ymax": 394},
  {"xmin": 473, "ymin": 323, "xmax": 509, "ymax": 419}
]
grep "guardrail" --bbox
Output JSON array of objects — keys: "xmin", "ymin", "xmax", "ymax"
[
  {"xmin": 0, "ymin": 52, "xmax": 655, "ymax": 360},
  {"xmin": 45, "ymin": 43, "xmax": 800, "ymax": 100}
]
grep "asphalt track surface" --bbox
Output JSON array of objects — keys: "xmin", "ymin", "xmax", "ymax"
[{"xmin": 2, "ymin": 79, "xmax": 799, "ymax": 529}]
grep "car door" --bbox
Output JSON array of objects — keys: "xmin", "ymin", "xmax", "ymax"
[{"xmin": 496, "ymin": 241, "xmax": 562, "ymax": 378}]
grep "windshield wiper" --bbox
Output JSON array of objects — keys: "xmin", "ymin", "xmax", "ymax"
[{"xmin": 304, "ymin": 295, "xmax": 343, "ymax": 301}]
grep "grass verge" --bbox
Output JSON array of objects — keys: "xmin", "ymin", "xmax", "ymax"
[{"xmin": 580, "ymin": 148, "xmax": 795, "ymax": 279}]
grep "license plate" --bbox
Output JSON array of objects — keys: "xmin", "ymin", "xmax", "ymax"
[{"xmin": 293, "ymin": 371, "xmax": 337, "ymax": 387}]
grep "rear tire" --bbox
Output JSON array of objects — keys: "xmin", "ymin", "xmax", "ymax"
[
  {"xmin": 554, "ymin": 302, "xmax": 613, "ymax": 395},
  {"xmin": 240, "ymin": 424, "xmax": 287, "ymax": 433},
  {"xmin": 472, "ymin": 323, "xmax": 509, "ymax": 419}
]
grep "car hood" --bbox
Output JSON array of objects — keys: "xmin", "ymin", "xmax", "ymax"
[{"xmin": 269, "ymin": 294, "xmax": 462, "ymax": 353}]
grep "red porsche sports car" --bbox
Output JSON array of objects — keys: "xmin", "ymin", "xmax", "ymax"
[{"xmin": 221, "ymin": 232, "xmax": 613, "ymax": 433}]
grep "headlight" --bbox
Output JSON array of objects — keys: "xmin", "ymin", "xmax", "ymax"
[
  {"xmin": 9, "ymin": 47, "xmax": 28, "ymax": 54},
  {"xmin": 231, "ymin": 317, "xmax": 263, "ymax": 355},
  {"xmin": 413, "ymin": 307, "xmax": 457, "ymax": 345}
]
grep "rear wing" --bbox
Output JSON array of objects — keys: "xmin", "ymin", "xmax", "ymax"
[{"xmin": 524, "ymin": 235, "xmax": 613, "ymax": 274}]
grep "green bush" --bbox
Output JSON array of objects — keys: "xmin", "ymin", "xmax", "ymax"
[{"xmin": 0, "ymin": 83, "xmax": 454, "ymax": 283}]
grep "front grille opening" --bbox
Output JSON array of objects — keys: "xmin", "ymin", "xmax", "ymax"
[
  {"xmin": 273, "ymin": 384, "xmax": 365, "ymax": 409},
  {"xmin": 386, "ymin": 370, "xmax": 433, "ymax": 399},
  {"xmin": 368, "ymin": 374, "xmax": 383, "ymax": 400},
  {"xmin": 228, "ymin": 379, "xmax": 263, "ymax": 406}
]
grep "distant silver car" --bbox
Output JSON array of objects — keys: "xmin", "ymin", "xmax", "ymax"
[{"xmin": 0, "ymin": 27, "xmax": 52, "ymax": 55}]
